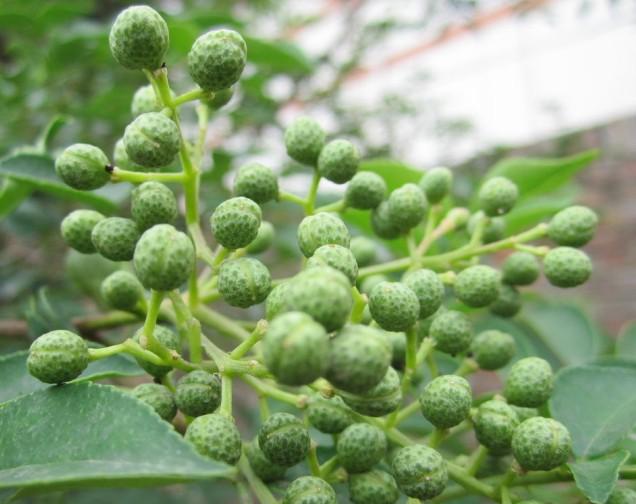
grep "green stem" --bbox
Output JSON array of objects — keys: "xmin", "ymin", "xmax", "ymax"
[
  {"xmin": 428, "ymin": 428, "xmax": 447, "ymax": 448},
  {"xmin": 454, "ymin": 357, "xmax": 478, "ymax": 377},
  {"xmin": 278, "ymin": 190, "xmax": 307, "ymax": 207},
  {"xmin": 237, "ymin": 455, "xmax": 278, "ymax": 504},
  {"xmin": 426, "ymin": 351, "xmax": 439, "ymax": 379},
  {"xmin": 465, "ymin": 445, "xmax": 488, "ymax": 476},
  {"xmin": 142, "ymin": 290, "xmax": 164, "ymax": 351},
  {"xmin": 220, "ymin": 374, "xmax": 233, "ymax": 417},
  {"xmin": 241, "ymin": 375, "xmax": 308, "ymax": 408},
  {"xmin": 195, "ymin": 103, "xmax": 209, "ymax": 166},
  {"xmin": 446, "ymin": 461, "xmax": 498, "ymax": 500},
  {"xmin": 73, "ymin": 311, "xmax": 140, "ymax": 333},
  {"xmin": 230, "ymin": 320, "xmax": 268, "ymax": 359},
  {"xmin": 319, "ymin": 455, "xmax": 340, "ymax": 478},
  {"xmin": 393, "ymin": 400, "xmax": 421, "ymax": 426},
  {"xmin": 416, "ymin": 337, "xmax": 436, "ymax": 367},
  {"xmin": 172, "ymin": 88, "xmax": 207, "ymax": 107},
  {"xmin": 304, "ymin": 171, "xmax": 321, "ymax": 214},
  {"xmin": 514, "ymin": 243, "xmax": 550, "ymax": 256},
  {"xmin": 258, "ymin": 395, "xmax": 270, "ymax": 421},
  {"xmin": 500, "ymin": 485, "xmax": 511, "ymax": 504},
  {"xmin": 88, "ymin": 343, "xmax": 126, "ymax": 361},
  {"xmin": 168, "ymin": 291, "xmax": 203, "ymax": 363},
  {"xmin": 314, "ymin": 199, "xmax": 346, "ymax": 213},
  {"xmin": 349, "ymin": 287, "xmax": 367, "ymax": 323},
  {"xmin": 109, "ymin": 167, "xmax": 186, "ymax": 184},
  {"xmin": 193, "ymin": 304, "xmax": 249, "ymax": 341},
  {"xmin": 307, "ymin": 444, "xmax": 322, "ymax": 477}
]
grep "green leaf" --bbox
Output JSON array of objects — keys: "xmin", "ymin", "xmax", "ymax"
[
  {"xmin": 616, "ymin": 322, "xmax": 636, "ymax": 357},
  {"xmin": 35, "ymin": 115, "xmax": 70, "ymax": 152},
  {"xmin": 359, "ymin": 158, "xmax": 422, "ymax": 192},
  {"xmin": 0, "ymin": 179, "xmax": 32, "ymax": 218},
  {"xmin": 244, "ymin": 36, "xmax": 314, "ymax": 74},
  {"xmin": 550, "ymin": 363, "xmax": 636, "ymax": 457},
  {"xmin": 0, "ymin": 382, "xmax": 228, "ymax": 490},
  {"xmin": 503, "ymin": 192, "xmax": 574, "ymax": 235},
  {"xmin": 569, "ymin": 450, "xmax": 629, "ymax": 504},
  {"xmin": 0, "ymin": 154, "xmax": 117, "ymax": 214},
  {"xmin": 0, "ymin": 350, "xmax": 143, "ymax": 404}
]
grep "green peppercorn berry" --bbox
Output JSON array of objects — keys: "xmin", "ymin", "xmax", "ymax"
[
  {"xmin": 233, "ymin": 162, "xmax": 279, "ymax": 204},
  {"xmin": 307, "ymin": 244, "xmax": 358, "ymax": 284},
  {"xmin": 262, "ymin": 312, "xmax": 329, "ymax": 385},
  {"xmin": 419, "ymin": 375, "xmax": 472, "ymax": 429},
  {"xmin": 61, "ymin": 209, "xmax": 105, "ymax": 253},
  {"xmin": 210, "ymin": 196, "xmax": 262, "ymax": 250},
  {"xmin": 218, "ymin": 257, "xmax": 271, "ymax": 308},
  {"xmin": 246, "ymin": 221, "xmax": 274, "ymax": 254},
  {"xmin": 185, "ymin": 413, "xmax": 242, "ymax": 465},
  {"xmin": 359, "ymin": 274, "xmax": 389, "ymax": 295},
  {"xmin": 283, "ymin": 476, "xmax": 336, "ymax": 504},
  {"xmin": 306, "ymin": 395, "xmax": 353, "ymax": 434},
  {"xmin": 114, "ymin": 138, "xmax": 148, "ymax": 172},
  {"xmin": 512, "ymin": 417, "xmax": 571, "ymax": 471},
  {"xmin": 345, "ymin": 171, "xmax": 387, "ymax": 209},
  {"xmin": 123, "ymin": 112, "xmax": 180, "ymax": 168},
  {"xmin": 369, "ymin": 281, "xmax": 419, "ymax": 331},
  {"xmin": 265, "ymin": 281, "xmax": 291, "ymax": 320},
  {"xmin": 55, "ymin": 143, "xmax": 110, "ymax": 191},
  {"xmin": 349, "ymin": 236, "xmax": 377, "ymax": 267},
  {"xmin": 430, "ymin": 310, "xmax": 473, "ymax": 355},
  {"xmin": 188, "ymin": 29, "xmax": 246, "ymax": 91},
  {"xmin": 91, "ymin": 217, "xmax": 140, "ymax": 262},
  {"xmin": 386, "ymin": 331, "xmax": 406, "ymax": 369},
  {"xmin": 132, "ymin": 325, "xmax": 179, "ymax": 378},
  {"xmin": 337, "ymin": 423, "xmax": 387, "ymax": 473},
  {"xmin": 608, "ymin": 488, "xmax": 636, "ymax": 504},
  {"xmin": 131, "ymin": 182, "xmax": 178, "ymax": 231},
  {"xmin": 419, "ymin": 167, "xmax": 453, "ymax": 204},
  {"xmin": 468, "ymin": 211, "xmax": 506, "ymax": 243},
  {"xmin": 131, "ymin": 85, "xmax": 161, "ymax": 117},
  {"xmin": 403, "ymin": 269, "xmax": 445, "ymax": 319},
  {"xmin": 490, "ymin": 284, "xmax": 522, "ymax": 318},
  {"xmin": 284, "ymin": 117, "xmax": 326, "ymax": 166},
  {"xmin": 371, "ymin": 200, "xmax": 402, "ymax": 239},
  {"xmin": 391, "ymin": 444, "xmax": 448, "ymax": 500},
  {"xmin": 504, "ymin": 357, "xmax": 553, "ymax": 407},
  {"xmin": 101, "ymin": 270, "xmax": 145, "ymax": 311},
  {"xmin": 297, "ymin": 212, "xmax": 350, "ymax": 257},
  {"xmin": 548, "ymin": 205, "xmax": 598, "ymax": 247},
  {"xmin": 349, "ymin": 469, "xmax": 399, "ymax": 504},
  {"xmin": 258, "ymin": 413, "xmax": 310, "ymax": 467},
  {"xmin": 472, "ymin": 399, "xmax": 519, "ymax": 455},
  {"xmin": 245, "ymin": 438, "xmax": 287, "ymax": 482},
  {"xmin": 317, "ymin": 139, "xmax": 359, "ymax": 184},
  {"xmin": 175, "ymin": 370, "xmax": 222, "ymax": 417},
  {"xmin": 134, "ymin": 224, "xmax": 195, "ymax": 290},
  {"xmin": 326, "ymin": 324, "xmax": 391, "ymax": 394},
  {"xmin": 204, "ymin": 87, "xmax": 234, "ymax": 110},
  {"xmin": 471, "ymin": 330, "xmax": 515, "ymax": 370},
  {"xmin": 27, "ymin": 330, "xmax": 89, "ymax": 384},
  {"xmin": 454, "ymin": 264, "xmax": 501, "ymax": 308},
  {"xmin": 479, "ymin": 176, "xmax": 518, "ymax": 217},
  {"xmin": 131, "ymin": 383, "xmax": 176, "ymax": 421},
  {"xmin": 340, "ymin": 366, "xmax": 402, "ymax": 417},
  {"xmin": 109, "ymin": 6, "xmax": 168, "ymax": 70},
  {"xmin": 543, "ymin": 246, "xmax": 592, "ymax": 288},
  {"xmin": 387, "ymin": 183, "xmax": 428, "ymax": 232},
  {"xmin": 502, "ymin": 251, "xmax": 540, "ymax": 286}
]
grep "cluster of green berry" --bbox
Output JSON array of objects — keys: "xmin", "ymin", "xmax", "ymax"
[{"xmin": 24, "ymin": 5, "xmax": 616, "ymax": 503}]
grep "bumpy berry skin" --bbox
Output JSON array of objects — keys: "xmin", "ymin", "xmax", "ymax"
[
  {"xmin": 109, "ymin": 6, "xmax": 168, "ymax": 70},
  {"xmin": 359, "ymin": 274, "xmax": 389, "ymax": 295},
  {"xmin": 403, "ymin": 269, "xmax": 445, "ymax": 319},
  {"xmin": 132, "ymin": 325, "xmax": 179, "ymax": 378},
  {"xmin": 471, "ymin": 330, "xmax": 515, "ymax": 370},
  {"xmin": 468, "ymin": 212, "xmax": 506, "ymax": 243},
  {"xmin": 345, "ymin": 171, "xmax": 387, "ymax": 209},
  {"xmin": 608, "ymin": 488, "xmax": 636, "ymax": 504},
  {"xmin": 265, "ymin": 282, "xmax": 290, "ymax": 320},
  {"xmin": 297, "ymin": 212, "xmax": 350, "ymax": 257},
  {"xmin": 188, "ymin": 29, "xmax": 246, "ymax": 91},
  {"xmin": 175, "ymin": 370, "xmax": 222, "ymax": 417},
  {"xmin": 490, "ymin": 284, "xmax": 521, "ymax": 318},
  {"xmin": 284, "ymin": 117, "xmax": 326, "ymax": 166},
  {"xmin": 258, "ymin": 413, "xmax": 310, "ymax": 467},
  {"xmin": 472, "ymin": 399, "xmax": 519, "ymax": 455},
  {"xmin": 205, "ymin": 87, "xmax": 234, "ymax": 110},
  {"xmin": 369, "ymin": 282, "xmax": 419, "ymax": 331},
  {"xmin": 246, "ymin": 221, "xmax": 274, "ymax": 254},
  {"xmin": 284, "ymin": 267, "xmax": 353, "ymax": 331},
  {"xmin": 337, "ymin": 423, "xmax": 387, "ymax": 473},
  {"xmin": 262, "ymin": 312, "xmax": 329, "ymax": 385},
  {"xmin": 134, "ymin": 224, "xmax": 195, "ymax": 290},
  {"xmin": 349, "ymin": 470, "xmax": 400, "ymax": 504},
  {"xmin": 283, "ymin": 476, "xmax": 336, "ymax": 504},
  {"xmin": 114, "ymin": 138, "xmax": 147, "ymax": 172},
  {"xmin": 387, "ymin": 183, "xmax": 428, "ymax": 232},
  {"xmin": 233, "ymin": 162, "xmax": 278, "ymax": 204},
  {"xmin": 307, "ymin": 244, "xmax": 358, "ymax": 284},
  {"xmin": 91, "ymin": 217, "xmax": 140, "ymax": 262},
  {"xmin": 543, "ymin": 247, "xmax": 592, "ymax": 288},
  {"xmin": 349, "ymin": 236, "xmax": 377, "ymax": 267},
  {"xmin": 307, "ymin": 395, "xmax": 353, "ymax": 434},
  {"xmin": 61, "ymin": 210, "xmax": 105, "ymax": 253},
  {"xmin": 218, "ymin": 257, "xmax": 271, "ymax": 308},
  {"xmin": 245, "ymin": 438, "xmax": 287, "ymax": 482},
  {"xmin": 123, "ymin": 112, "xmax": 180, "ymax": 168},
  {"xmin": 419, "ymin": 375, "xmax": 472, "ymax": 429},
  {"xmin": 371, "ymin": 201, "xmax": 401, "ymax": 239},
  {"xmin": 131, "ymin": 85, "xmax": 161, "ymax": 116},
  {"xmin": 504, "ymin": 357, "xmax": 553, "ymax": 407},
  {"xmin": 391, "ymin": 445, "xmax": 448, "ymax": 500},
  {"xmin": 430, "ymin": 310, "xmax": 473, "ymax": 355},
  {"xmin": 548, "ymin": 205, "xmax": 598, "ymax": 247},
  {"xmin": 502, "ymin": 251, "xmax": 540, "ymax": 286},
  {"xmin": 185, "ymin": 413, "xmax": 242, "ymax": 465},
  {"xmin": 55, "ymin": 143, "xmax": 110, "ymax": 191},
  {"xmin": 131, "ymin": 182, "xmax": 178, "ymax": 231},
  {"xmin": 419, "ymin": 167, "xmax": 452, "ymax": 204},
  {"xmin": 131, "ymin": 383, "xmax": 176, "ymax": 421},
  {"xmin": 454, "ymin": 265, "xmax": 501, "ymax": 308},
  {"xmin": 478, "ymin": 176, "xmax": 518, "ymax": 216},
  {"xmin": 27, "ymin": 330, "xmax": 89, "ymax": 384},
  {"xmin": 387, "ymin": 331, "xmax": 406, "ymax": 369},
  {"xmin": 326, "ymin": 324, "xmax": 392, "ymax": 394},
  {"xmin": 210, "ymin": 196, "xmax": 261, "ymax": 250},
  {"xmin": 101, "ymin": 270, "xmax": 145, "ymax": 311},
  {"xmin": 512, "ymin": 417, "xmax": 571, "ymax": 471},
  {"xmin": 317, "ymin": 139, "xmax": 359, "ymax": 183},
  {"xmin": 340, "ymin": 367, "xmax": 402, "ymax": 417}
]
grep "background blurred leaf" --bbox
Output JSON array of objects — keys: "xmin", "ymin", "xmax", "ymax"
[
  {"xmin": 359, "ymin": 158, "xmax": 422, "ymax": 191},
  {"xmin": 24, "ymin": 287, "xmax": 83, "ymax": 338},
  {"xmin": 35, "ymin": 115, "xmax": 70, "ymax": 153},
  {"xmin": 616, "ymin": 322, "xmax": 636, "ymax": 357},
  {"xmin": 0, "ymin": 179, "xmax": 33, "ymax": 219},
  {"xmin": 244, "ymin": 36, "xmax": 314, "ymax": 74},
  {"xmin": 569, "ymin": 449, "xmax": 629, "ymax": 504}
]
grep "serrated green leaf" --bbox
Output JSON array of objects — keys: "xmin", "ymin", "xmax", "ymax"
[
  {"xmin": 244, "ymin": 36, "xmax": 314, "ymax": 74},
  {"xmin": 0, "ymin": 382, "xmax": 228, "ymax": 490},
  {"xmin": 569, "ymin": 450, "xmax": 629, "ymax": 504},
  {"xmin": 616, "ymin": 322, "xmax": 636, "ymax": 357}
]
